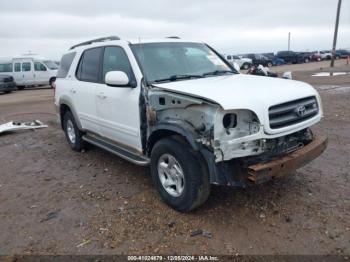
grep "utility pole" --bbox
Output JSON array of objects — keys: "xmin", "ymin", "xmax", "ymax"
[
  {"xmin": 330, "ymin": 0, "xmax": 342, "ymax": 68},
  {"xmin": 288, "ymin": 32, "xmax": 291, "ymax": 51}
]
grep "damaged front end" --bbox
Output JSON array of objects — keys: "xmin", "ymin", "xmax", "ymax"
[{"xmin": 143, "ymin": 85, "xmax": 327, "ymax": 187}]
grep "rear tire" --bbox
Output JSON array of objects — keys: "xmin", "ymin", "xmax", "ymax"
[
  {"xmin": 17, "ymin": 86, "xmax": 25, "ymax": 90},
  {"xmin": 63, "ymin": 111, "xmax": 84, "ymax": 151},
  {"xmin": 4, "ymin": 91, "xmax": 12, "ymax": 94},
  {"xmin": 267, "ymin": 62, "xmax": 273, "ymax": 67},
  {"xmin": 151, "ymin": 137, "xmax": 210, "ymax": 212}
]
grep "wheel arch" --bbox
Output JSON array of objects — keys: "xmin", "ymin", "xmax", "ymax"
[
  {"xmin": 58, "ymin": 97, "xmax": 82, "ymax": 130},
  {"xmin": 147, "ymin": 121, "xmax": 200, "ymax": 157}
]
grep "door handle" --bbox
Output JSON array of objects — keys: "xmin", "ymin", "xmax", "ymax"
[
  {"xmin": 97, "ymin": 92, "xmax": 107, "ymax": 99},
  {"xmin": 70, "ymin": 88, "xmax": 76, "ymax": 94}
]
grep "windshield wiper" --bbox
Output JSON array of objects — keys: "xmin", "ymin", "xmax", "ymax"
[
  {"xmin": 202, "ymin": 70, "xmax": 235, "ymax": 77},
  {"xmin": 153, "ymin": 74, "xmax": 204, "ymax": 83}
]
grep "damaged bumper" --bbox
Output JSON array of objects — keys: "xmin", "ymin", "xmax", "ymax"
[{"xmin": 247, "ymin": 135, "xmax": 328, "ymax": 184}]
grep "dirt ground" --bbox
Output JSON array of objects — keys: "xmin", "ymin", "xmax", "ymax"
[{"xmin": 0, "ymin": 60, "xmax": 349, "ymax": 256}]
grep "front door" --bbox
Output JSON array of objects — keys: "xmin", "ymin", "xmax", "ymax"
[
  {"xmin": 34, "ymin": 62, "xmax": 49, "ymax": 85},
  {"xmin": 95, "ymin": 46, "xmax": 142, "ymax": 151}
]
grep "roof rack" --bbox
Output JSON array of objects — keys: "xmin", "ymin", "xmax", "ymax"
[
  {"xmin": 166, "ymin": 36, "xmax": 180, "ymax": 39},
  {"xmin": 69, "ymin": 36, "xmax": 121, "ymax": 50}
]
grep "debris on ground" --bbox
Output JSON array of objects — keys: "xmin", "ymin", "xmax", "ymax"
[
  {"xmin": 40, "ymin": 211, "xmax": 59, "ymax": 222},
  {"xmin": 76, "ymin": 239, "xmax": 91, "ymax": 248},
  {"xmin": 190, "ymin": 229, "xmax": 212, "ymax": 239},
  {"xmin": 0, "ymin": 120, "xmax": 47, "ymax": 135}
]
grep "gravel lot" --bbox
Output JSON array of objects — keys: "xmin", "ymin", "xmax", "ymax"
[{"xmin": 0, "ymin": 61, "xmax": 349, "ymax": 256}]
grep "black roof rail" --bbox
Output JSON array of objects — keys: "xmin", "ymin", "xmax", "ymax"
[
  {"xmin": 166, "ymin": 36, "xmax": 180, "ymax": 39},
  {"xmin": 69, "ymin": 36, "xmax": 121, "ymax": 50}
]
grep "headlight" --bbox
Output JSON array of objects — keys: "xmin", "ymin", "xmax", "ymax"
[
  {"xmin": 215, "ymin": 109, "xmax": 260, "ymax": 139},
  {"xmin": 222, "ymin": 113, "xmax": 237, "ymax": 129}
]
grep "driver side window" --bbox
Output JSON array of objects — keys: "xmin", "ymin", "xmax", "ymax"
[{"xmin": 102, "ymin": 46, "xmax": 134, "ymax": 83}]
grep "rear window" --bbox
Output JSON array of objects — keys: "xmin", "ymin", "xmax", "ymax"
[
  {"xmin": 0, "ymin": 63, "xmax": 13, "ymax": 73},
  {"xmin": 57, "ymin": 52, "xmax": 76, "ymax": 78},
  {"xmin": 76, "ymin": 47, "xmax": 102, "ymax": 82}
]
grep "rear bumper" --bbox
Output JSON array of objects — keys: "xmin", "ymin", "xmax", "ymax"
[
  {"xmin": 247, "ymin": 135, "xmax": 328, "ymax": 183},
  {"xmin": 0, "ymin": 82, "xmax": 16, "ymax": 92}
]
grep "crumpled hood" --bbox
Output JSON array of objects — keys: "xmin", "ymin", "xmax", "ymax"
[{"xmin": 153, "ymin": 74, "xmax": 321, "ymax": 134}]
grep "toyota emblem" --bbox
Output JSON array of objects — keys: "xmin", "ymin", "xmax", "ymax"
[{"xmin": 295, "ymin": 105, "xmax": 306, "ymax": 117}]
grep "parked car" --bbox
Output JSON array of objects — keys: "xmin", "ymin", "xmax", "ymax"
[
  {"xmin": 276, "ymin": 51, "xmax": 311, "ymax": 64},
  {"xmin": 243, "ymin": 54, "xmax": 273, "ymax": 67},
  {"xmin": 0, "ymin": 74, "xmax": 16, "ymax": 93},
  {"xmin": 55, "ymin": 36, "xmax": 327, "ymax": 212},
  {"xmin": 272, "ymin": 57, "xmax": 285, "ymax": 66},
  {"xmin": 263, "ymin": 54, "xmax": 285, "ymax": 66},
  {"xmin": 337, "ymin": 49, "xmax": 350, "ymax": 58},
  {"xmin": 224, "ymin": 55, "xmax": 252, "ymax": 70},
  {"xmin": 0, "ymin": 56, "xmax": 58, "ymax": 89},
  {"xmin": 319, "ymin": 50, "xmax": 341, "ymax": 60},
  {"xmin": 310, "ymin": 51, "xmax": 322, "ymax": 62}
]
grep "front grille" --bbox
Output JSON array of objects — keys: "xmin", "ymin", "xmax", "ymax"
[{"xmin": 269, "ymin": 96, "xmax": 318, "ymax": 129}]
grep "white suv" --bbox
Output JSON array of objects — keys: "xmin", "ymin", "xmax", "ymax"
[{"xmin": 55, "ymin": 36, "xmax": 327, "ymax": 212}]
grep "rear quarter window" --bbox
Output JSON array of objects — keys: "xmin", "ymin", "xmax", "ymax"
[{"xmin": 57, "ymin": 52, "xmax": 76, "ymax": 78}]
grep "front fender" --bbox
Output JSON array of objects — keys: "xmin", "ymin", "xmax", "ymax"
[{"xmin": 149, "ymin": 120, "xmax": 200, "ymax": 151}]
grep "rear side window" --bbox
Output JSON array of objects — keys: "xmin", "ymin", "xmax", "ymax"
[
  {"xmin": 0, "ymin": 63, "xmax": 13, "ymax": 72},
  {"xmin": 57, "ymin": 52, "xmax": 76, "ymax": 78},
  {"xmin": 22, "ymin": 62, "xmax": 31, "ymax": 72},
  {"xmin": 102, "ymin": 46, "xmax": 134, "ymax": 82},
  {"xmin": 14, "ymin": 63, "xmax": 21, "ymax": 72},
  {"xmin": 76, "ymin": 48, "xmax": 102, "ymax": 82}
]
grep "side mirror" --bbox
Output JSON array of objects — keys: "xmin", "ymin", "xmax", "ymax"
[
  {"xmin": 232, "ymin": 62, "xmax": 240, "ymax": 73},
  {"xmin": 105, "ymin": 71, "xmax": 135, "ymax": 87}
]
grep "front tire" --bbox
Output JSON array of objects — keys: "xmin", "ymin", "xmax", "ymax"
[
  {"xmin": 63, "ymin": 111, "xmax": 84, "ymax": 151},
  {"xmin": 151, "ymin": 137, "xmax": 210, "ymax": 212},
  {"xmin": 49, "ymin": 77, "xmax": 56, "ymax": 88},
  {"xmin": 242, "ymin": 63, "xmax": 250, "ymax": 70}
]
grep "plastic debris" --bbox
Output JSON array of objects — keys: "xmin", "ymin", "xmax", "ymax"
[
  {"xmin": 76, "ymin": 239, "xmax": 91, "ymax": 247},
  {"xmin": 0, "ymin": 120, "xmax": 47, "ymax": 134}
]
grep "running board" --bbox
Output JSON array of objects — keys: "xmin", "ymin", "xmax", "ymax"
[{"xmin": 82, "ymin": 134, "xmax": 150, "ymax": 166}]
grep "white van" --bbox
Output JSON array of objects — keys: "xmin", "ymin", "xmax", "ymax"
[{"xmin": 0, "ymin": 56, "xmax": 58, "ymax": 89}]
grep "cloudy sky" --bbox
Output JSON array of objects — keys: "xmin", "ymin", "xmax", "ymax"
[{"xmin": 0, "ymin": 0, "xmax": 349, "ymax": 60}]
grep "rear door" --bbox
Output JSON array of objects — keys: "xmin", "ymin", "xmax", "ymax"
[
  {"xmin": 21, "ymin": 60, "xmax": 34, "ymax": 85},
  {"xmin": 72, "ymin": 47, "xmax": 103, "ymax": 133},
  {"xmin": 12, "ymin": 62, "xmax": 23, "ymax": 85},
  {"xmin": 95, "ymin": 45, "xmax": 142, "ymax": 150}
]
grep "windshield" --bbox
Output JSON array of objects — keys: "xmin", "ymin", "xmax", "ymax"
[
  {"xmin": 131, "ymin": 42, "xmax": 235, "ymax": 83},
  {"xmin": 43, "ymin": 60, "xmax": 58, "ymax": 70}
]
